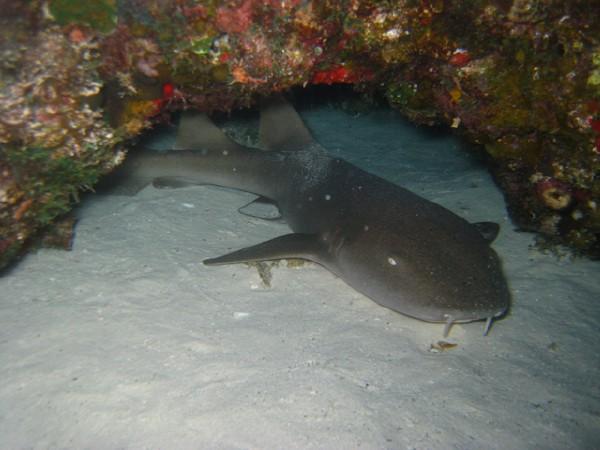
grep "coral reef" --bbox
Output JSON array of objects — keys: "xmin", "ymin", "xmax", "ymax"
[
  {"xmin": 0, "ymin": 0, "xmax": 599, "ymax": 270},
  {"xmin": 0, "ymin": 11, "xmax": 123, "ymax": 269}
]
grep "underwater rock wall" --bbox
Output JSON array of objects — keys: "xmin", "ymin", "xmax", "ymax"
[{"xmin": 0, "ymin": 0, "xmax": 599, "ymax": 269}]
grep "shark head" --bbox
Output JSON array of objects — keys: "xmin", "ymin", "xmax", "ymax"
[{"xmin": 327, "ymin": 220, "xmax": 510, "ymax": 334}]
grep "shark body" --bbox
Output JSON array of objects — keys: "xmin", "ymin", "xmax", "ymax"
[{"xmin": 110, "ymin": 97, "xmax": 510, "ymax": 334}]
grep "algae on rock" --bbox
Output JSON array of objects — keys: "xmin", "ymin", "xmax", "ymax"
[{"xmin": 1, "ymin": 0, "xmax": 599, "ymax": 270}]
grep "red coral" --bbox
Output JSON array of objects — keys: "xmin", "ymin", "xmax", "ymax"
[
  {"xmin": 162, "ymin": 82, "xmax": 174, "ymax": 98},
  {"xmin": 312, "ymin": 66, "xmax": 348, "ymax": 84},
  {"xmin": 449, "ymin": 49, "xmax": 471, "ymax": 67},
  {"xmin": 151, "ymin": 82, "xmax": 186, "ymax": 113},
  {"xmin": 311, "ymin": 65, "xmax": 374, "ymax": 84}
]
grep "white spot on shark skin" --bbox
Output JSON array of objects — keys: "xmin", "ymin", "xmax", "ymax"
[
  {"xmin": 388, "ymin": 257, "xmax": 398, "ymax": 266},
  {"xmin": 232, "ymin": 167, "xmax": 237, "ymax": 172},
  {"xmin": 364, "ymin": 225, "xmax": 369, "ymax": 231},
  {"xmin": 233, "ymin": 312, "xmax": 250, "ymax": 319},
  {"xmin": 324, "ymin": 194, "xmax": 331, "ymax": 201},
  {"xmin": 181, "ymin": 203, "xmax": 195, "ymax": 208},
  {"xmin": 222, "ymin": 150, "xmax": 229, "ymax": 156}
]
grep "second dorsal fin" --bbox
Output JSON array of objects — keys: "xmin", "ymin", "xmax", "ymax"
[{"xmin": 174, "ymin": 111, "xmax": 243, "ymax": 152}]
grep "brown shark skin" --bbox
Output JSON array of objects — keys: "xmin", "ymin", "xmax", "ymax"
[
  {"xmin": 274, "ymin": 149, "xmax": 510, "ymax": 323},
  {"xmin": 111, "ymin": 101, "xmax": 510, "ymax": 328}
]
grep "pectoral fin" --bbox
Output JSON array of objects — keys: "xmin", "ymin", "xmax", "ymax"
[
  {"xmin": 238, "ymin": 196, "xmax": 282, "ymax": 220},
  {"xmin": 203, "ymin": 233, "xmax": 324, "ymax": 265}
]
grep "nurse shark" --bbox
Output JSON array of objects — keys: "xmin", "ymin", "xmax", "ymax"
[{"xmin": 108, "ymin": 97, "xmax": 510, "ymax": 335}]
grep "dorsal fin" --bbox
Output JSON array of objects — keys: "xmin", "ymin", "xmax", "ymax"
[
  {"xmin": 473, "ymin": 222, "xmax": 500, "ymax": 243},
  {"xmin": 259, "ymin": 96, "xmax": 315, "ymax": 151},
  {"xmin": 174, "ymin": 111, "xmax": 243, "ymax": 152}
]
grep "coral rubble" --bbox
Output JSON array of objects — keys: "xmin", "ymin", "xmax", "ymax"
[{"xmin": 0, "ymin": 0, "xmax": 599, "ymax": 270}]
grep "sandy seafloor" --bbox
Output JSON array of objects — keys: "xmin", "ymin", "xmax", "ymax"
[{"xmin": 1, "ymin": 100, "xmax": 599, "ymax": 450}]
